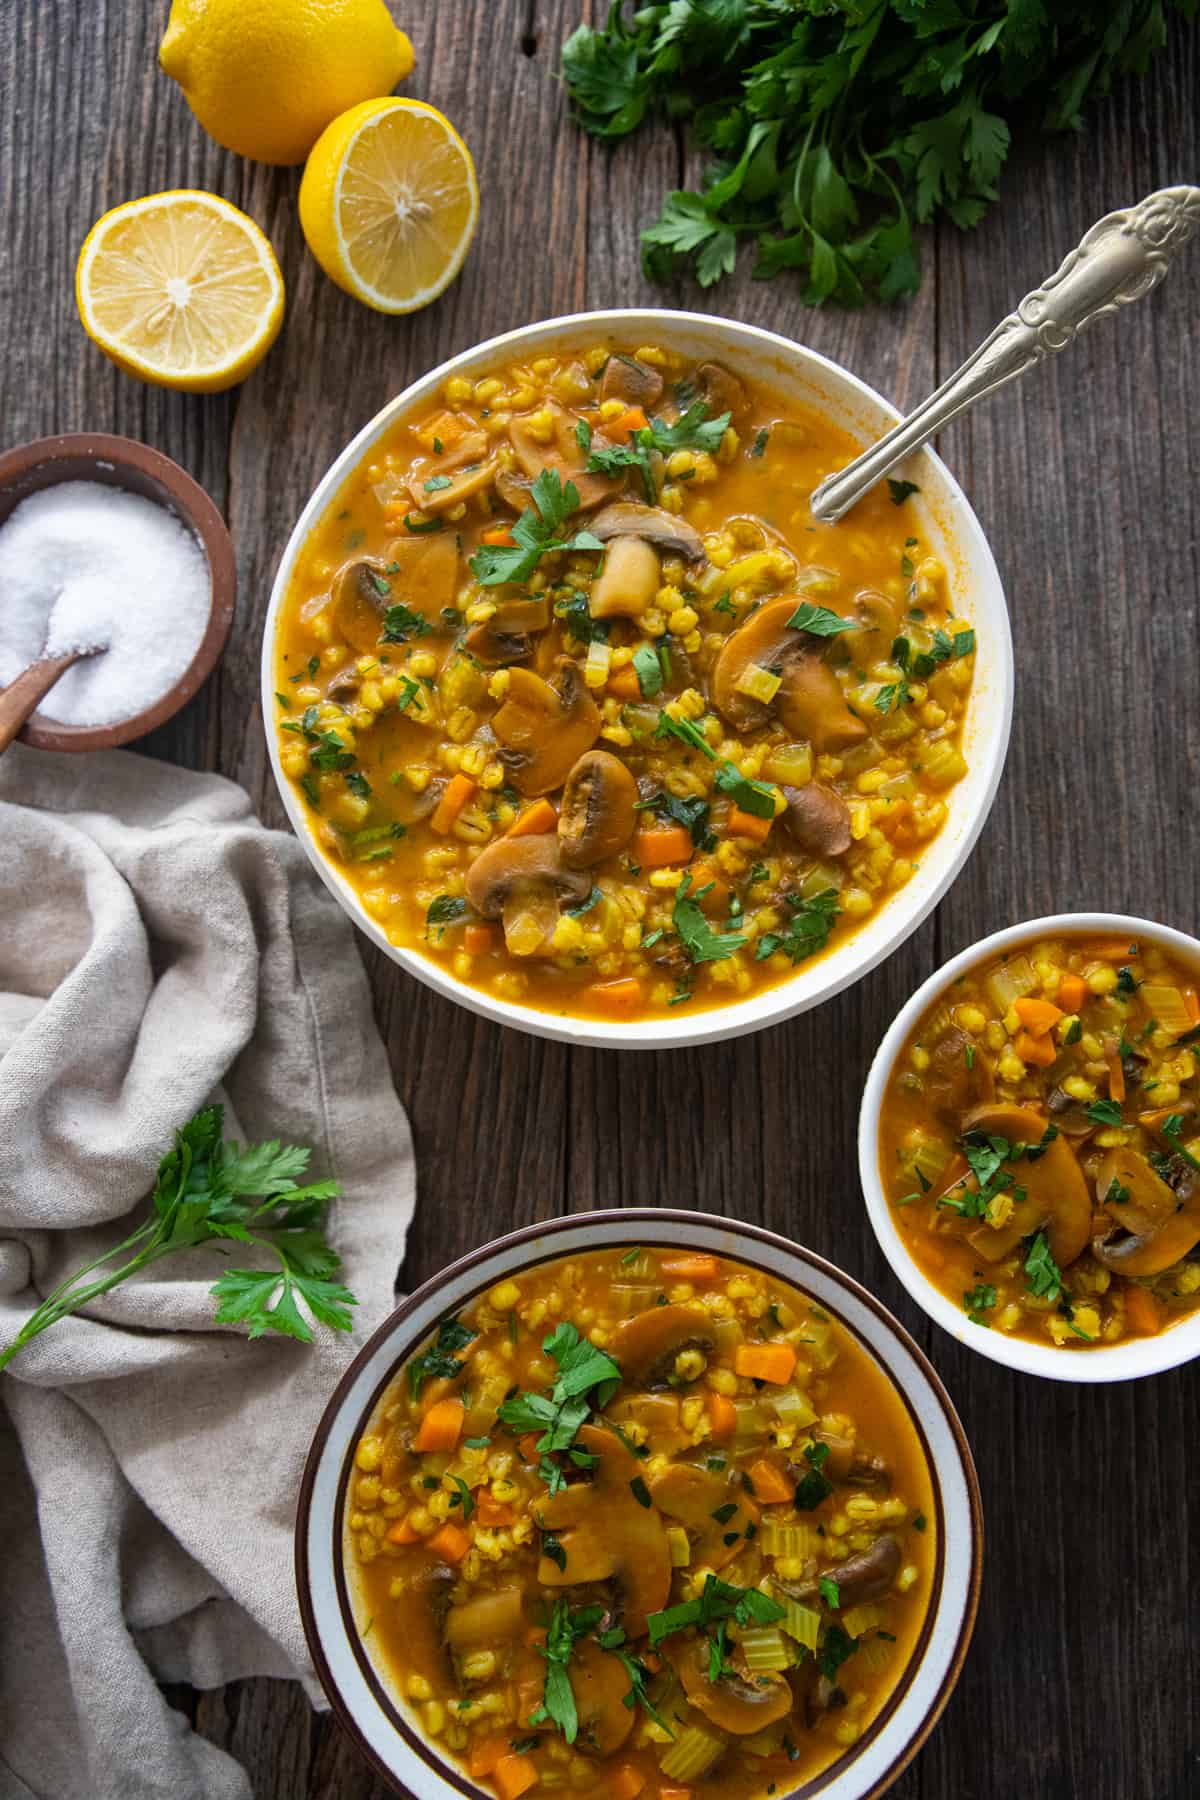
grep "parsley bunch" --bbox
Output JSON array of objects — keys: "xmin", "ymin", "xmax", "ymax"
[
  {"xmin": 562, "ymin": 1, "xmax": 1189, "ymax": 304},
  {"xmin": 0, "ymin": 1106, "xmax": 355, "ymax": 1371}
]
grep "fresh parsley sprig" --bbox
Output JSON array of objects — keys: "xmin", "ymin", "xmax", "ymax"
[
  {"xmin": 647, "ymin": 1572, "xmax": 784, "ymax": 1649},
  {"xmin": 497, "ymin": 1322, "xmax": 621, "ymax": 1491},
  {"xmin": 581, "ymin": 403, "xmax": 731, "ymax": 503},
  {"xmin": 0, "ymin": 1106, "xmax": 354, "ymax": 1370},
  {"xmin": 469, "ymin": 470, "xmax": 603, "ymax": 586},
  {"xmin": 755, "ymin": 888, "xmax": 840, "ymax": 966},
  {"xmin": 672, "ymin": 872, "xmax": 748, "ymax": 966}
]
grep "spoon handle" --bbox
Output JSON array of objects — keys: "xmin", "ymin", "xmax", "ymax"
[
  {"xmin": 0, "ymin": 651, "xmax": 84, "ymax": 753},
  {"xmin": 810, "ymin": 185, "xmax": 1200, "ymax": 525}
]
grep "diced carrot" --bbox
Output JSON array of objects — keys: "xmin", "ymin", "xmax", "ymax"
[
  {"xmin": 618, "ymin": 405, "xmax": 649, "ymax": 435},
  {"xmin": 584, "ymin": 977, "xmax": 644, "ymax": 1016},
  {"xmin": 1137, "ymin": 1106, "xmax": 1184, "ymax": 1131},
  {"xmin": 465, "ymin": 923, "xmax": 498, "ymax": 956},
  {"xmin": 660, "ymin": 1255, "xmax": 719, "ymax": 1280},
  {"xmin": 426, "ymin": 1520, "xmax": 471, "ymax": 1565},
  {"xmin": 431, "ymin": 773, "xmax": 476, "ymax": 835},
  {"xmin": 1056, "ymin": 973, "xmax": 1086, "ymax": 1013},
  {"xmin": 658, "ymin": 1788, "xmax": 693, "ymax": 1800},
  {"xmin": 413, "ymin": 1397, "xmax": 465, "ymax": 1454},
  {"xmin": 1185, "ymin": 986, "xmax": 1200, "ymax": 1025},
  {"xmin": 475, "ymin": 1492, "xmax": 515, "ymax": 1528},
  {"xmin": 385, "ymin": 1515, "xmax": 420, "ymax": 1545},
  {"xmin": 383, "ymin": 500, "xmax": 410, "ymax": 522},
  {"xmin": 609, "ymin": 1767, "xmax": 646, "ymax": 1800},
  {"xmin": 1014, "ymin": 1029, "xmax": 1057, "ymax": 1068},
  {"xmin": 481, "ymin": 525, "xmax": 516, "ymax": 546},
  {"xmin": 688, "ymin": 861, "xmax": 730, "ymax": 916},
  {"xmin": 414, "ymin": 410, "xmax": 468, "ymax": 450},
  {"xmin": 734, "ymin": 1342, "xmax": 797, "ymax": 1385},
  {"xmin": 1124, "ymin": 1285, "xmax": 1162, "ymax": 1336},
  {"xmin": 747, "ymin": 1458, "xmax": 794, "ymax": 1505},
  {"xmin": 1014, "ymin": 997, "xmax": 1063, "ymax": 1038},
  {"xmin": 507, "ymin": 798, "xmax": 557, "ymax": 838},
  {"xmin": 607, "ymin": 665, "xmax": 643, "ymax": 700},
  {"xmin": 468, "ymin": 1736, "xmax": 511, "ymax": 1779},
  {"xmin": 633, "ymin": 824, "xmax": 693, "ymax": 868},
  {"xmin": 493, "ymin": 1753, "xmax": 539, "ymax": 1800},
  {"xmin": 725, "ymin": 805, "xmax": 773, "ymax": 844},
  {"xmin": 1106, "ymin": 1046, "xmax": 1126, "ymax": 1103},
  {"xmin": 707, "ymin": 1392, "xmax": 736, "ymax": 1440},
  {"xmin": 518, "ymin": 1434, "xmax": 542, "ymax": 1463}
]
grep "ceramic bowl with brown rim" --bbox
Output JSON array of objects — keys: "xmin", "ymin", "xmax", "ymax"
[
  {"xmin": 296, "ymin": 1211, "xmax": 982, "ymax": 1800},
  {"xmin": 0, "ymin": 433, "xmax": 236, "ymax": 750}
]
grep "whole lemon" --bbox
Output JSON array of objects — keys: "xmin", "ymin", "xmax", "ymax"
[{"xmin": 159, "ymin": 0, "xmax": 415, "ymax": 166}]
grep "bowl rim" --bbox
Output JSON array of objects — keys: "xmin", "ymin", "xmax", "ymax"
[
  {"xmin": 0, "ymin": 431, "xmax": 236, "ymax": 751},
  {"xmin": 858, "ymin": 909, "xmax": 1200, "ymax": 1383},
  {"xmin": 261, "ymin": 306, "xmax": 1013, "ymax": 1048},
  {"xmin": 295, "ymin": 1208, "xmax": 984, "ymax": 1800}
]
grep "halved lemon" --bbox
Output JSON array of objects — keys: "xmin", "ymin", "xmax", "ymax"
[
  {"xmin": 76, "ymin": 191, "xmax": 285, "ymax": 392},
  {"xmin": 299, "ymin": 99, "xmax": 478, "ymax": 315}
]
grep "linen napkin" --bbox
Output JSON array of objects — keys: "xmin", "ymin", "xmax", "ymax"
[{"xmin": 0, "ymin": 744, "xmax": 415, "ymax": 1800}]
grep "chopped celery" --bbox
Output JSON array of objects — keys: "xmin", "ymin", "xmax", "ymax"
[
  {"xmin": 760, "ymin": 1520, "xmax": 817, "ymax": 1559},
  {"xmin": 660, "ymin": 1722, "xmax": 727, "ymax": 1781},
  {"xmin": 770, "ymin": 1388, "xmax": 817, "ymax": 1429},
  {"xmin": 840, "ymin": 737, "xmax": 884, "ymax": 777},
  {"xmin": 1141, "ymin": 984, "xmax": 1192, "ymax": 1035},
  {"xmin": 733, "ymin": 1399, "xmax": 770, "ymax": 1439},
  {"xmin": 611, "ymin": 1282, "xmax": 657, "ymax": 1315},
  {"xmin": 712, "ymin": 1316, "xmax": 744, "ymax": 1355},
  {"xmin": 739, "ymin": 1626, "xmax": 793, "ymax": 1672},
  {"xmin": 801, "ymin": 861, "xmax": 844, "ymax": 898},
  {"xmin": 763, "ymin": 742, "xmax": 813, "ymax": 786},
  {"xmin": 857, "ymin": 1636, "xmax": 896, "ymax": 1674},
  {"xmin": 778, "ymin": 1599, "xmax": 821, "ymax": 1653},
  {"xmin": 841, "ymin": 1602, "xmax": 885, "ymax": 1639},
  {"xmin": 906, "ymin": 1135, "xmax": 951, "ymax": 1191},
  {"xmin": 923, "ymin": 740, "xmax": 969, "ymax": 789},
  {"xmin": 985, "ymin": 953, "xmax": 1037, "ymax": 1014},
  {"xmin": 666, "ymin": 1525, "xmax": 691, "ymax": 1568},
  {"xmin": 805, "ymin": 1317, "xmax": 839, "ymax": 1370}
]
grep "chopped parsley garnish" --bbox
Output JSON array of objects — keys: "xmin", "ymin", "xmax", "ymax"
[
  {"xmin": 755, "ymin": 888, "xmax": 840, "ymax": 966},
  {"xmin": 407, "ymin": 1315, "xmax": 477, "ymax": 1398},
  {"xmin": 403, "ymin": 513, "xmax": 444, "ymax": 534},
  {"xmin": 672, "ymin": 872, "xmax": 747, "ymax": 965},
  {"xmin": 448, "ymin": 1475, "xmax": 475, "ymax": 1521},
  {"xmin": 632, "ymin": 642, "xmax": 665, "ymax": 697},
  {"xmin": 818, "ymin": 1623, "xmax": 859, "ymax": 1681},
  {"xmin": 396, "ymin": 677, "xmax": 421, "ymax": 712},
  {"xmin": 750, "ymin": 427, "xmax": 770, "ymax": 457},
  {"xmin": 469, "ymin": 470, "xmax": 603, "ymax": 585},
  {"xmin": 1162, "ymin": 1114, "xmax": 1200, "ymax": 1173},
  {"xmin": 423, "ymin": 474, "xmax": 453, "ymax": 493},
  {"xmin": 787, "ymin": 601, "xmax": 853, "ymax": 638},
  {"xmin": 963, "ymin": 1282, "xmax": 997, "ymax": 1326},
  {"xmin": 1085, "ymin": 1099, "xmax": 1124, "ymax": 1127},
  {"xmin": 887, "ymin": 478, "xmax": 920, "ymax": 505},
  {"xmin": 381, "ymin": 602, "xmax": 432, "ymax": 642},
  {"xmin": 793, "ymin": 1440, "xmax": 833, "ymax": 1510},
  {"xmin": 714, "ymin": 759, "xmax": 776, "ymax": 818},
  {"xmin": 910, "ymin": 627, "xmax": 974, "ymax": 679},
  {"xmin": 426, "ymin": 895, "xmax": 469, "ymax": 938},
  {"xmin": 345, "ymin": 770, "xmax": 371, "ymax": 799},
  {"xmin": 710, "ymin": 1501, "xmax": 739, "ymax": 1524},
  {"xmin": 629, "ymin": 1475, "xmax": 652, "ymax": 1508},
  {"xmin": 819, "ymin": 1576, "xmax": 841, "ymax": 1609},
  {"xmin": 637, "ymin": 789, "xmax": 714, "ymax": 850},
  {"xmin": 556, "ymin": 588, "xmax": 609, "ymax": 645},
  {"xmin": 1116, "ymin": 966, "xmax": 1140, "ymax": 996},
  {"xmin": 529, "ymin": 1599, "xmax": 603, "ymax": 1742},
  {"xmin": 497, "ymin": 1322, "xmax": 620, "ymax": 1490},
  {"xmin": 1023, "ymin": 1231, "xmax": 1063, "ymax": 1304},
  {"xmin": 647, "ymin": 1574, "xmax": 784, "ymax": 1648},
  {"xmin": 654, "ymin": 709, "xmax": 717, "ymax": 759},
  {"xmin": 874, "ymin": 679, "xmax": 912, "ymax": 714}
]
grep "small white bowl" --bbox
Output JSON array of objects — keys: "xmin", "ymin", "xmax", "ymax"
[
  {"xmin": 296, "ymin": 1210, "xmax": 983, "ymax": 1800},
  {"xmin": 263, "ymin": 309, "xmax": 1012, "ymax": 1048},
  {"xmin": 859, "ymin": 912, "xmax": 1200, "ymax": 1383}
]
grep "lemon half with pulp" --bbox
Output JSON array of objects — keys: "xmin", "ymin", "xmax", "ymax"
[
  {"xmin": 76, "ymin": 191, "xmax": 285, "ymax": 392},
  {"xmin": 300, "ymin": 99, "xmax": 478, "ymax": 315}
]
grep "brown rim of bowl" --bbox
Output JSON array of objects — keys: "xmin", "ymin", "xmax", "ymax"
[
  {"xmin": 295, "ymin": 1209, "xmax": 985, "ymax": 1800},
  {"xmin": 0, "ymin": 432, "xmax": 236, "ymax": 751}
]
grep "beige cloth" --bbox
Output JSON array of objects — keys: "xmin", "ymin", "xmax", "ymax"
[{"xmin": 0, "ymin": 746, "xmax": 415, "ymax": 1800}]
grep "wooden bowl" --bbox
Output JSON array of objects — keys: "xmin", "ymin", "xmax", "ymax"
[{"xmin": 0, "ymin": 433, "xmax": 236, "ymax": 751}]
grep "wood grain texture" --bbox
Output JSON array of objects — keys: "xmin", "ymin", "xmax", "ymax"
[{"xmin": 2, "ymin": 1, "xmax": 1198, "ymax": 1796}]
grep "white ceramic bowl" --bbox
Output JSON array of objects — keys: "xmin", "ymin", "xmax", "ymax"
[
  {"xmin": 263, "ymin": 309, "xmax": 1012, "ymax": 1047},
  {"xmin": 297, "ymin": 1210, "xmax": 983, "ymax": 1800},
  {"xmin": 859, "ymin": 912, "xmax": 1200, "ymax": 1383}
]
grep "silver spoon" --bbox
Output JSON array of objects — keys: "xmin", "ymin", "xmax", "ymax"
[
  {"xmin": 809, "ymin": 185, "xmax": 1200, "ymax": 525},
  {"xmin": 0, "ymin": 644, "xmax": 107, "ymax": 754}
]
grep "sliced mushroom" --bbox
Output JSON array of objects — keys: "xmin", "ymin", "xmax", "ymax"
[
  {"xmin": 601, "ymin": 355, "xmax": 665, "ymax": 409},
  {"xmin": 384, "ymin": 532, "xmax": 461, "ymax": 613},
  {"xmin": 465, "ymin": 833, "xmax": 590, "ymax": 927},
  {"xmin": 650, "ymin": 1463, "xmax": 759, "ymax": 1572},
  {"xmin": 559, "ymin": 750, "xmax": 638, "ymax": 868},
  {"xmin": 828, "ymin": 1533, "xmax": 902, "ymax": 1609},
  {"xmin": 536, "ymin": 1425, "xmax": 672, "ymax": 1638},
  {"xmin": 406, "ymin": 433, "xmax": 498, "ymax": 514},
  {"xmin": 444, "ymin": 1586, "xmax": 525, "ymax": 1649},
  {"xmin": 570, "ymin": 1639, "xmax": 637, "ymax": 1757},
  {"xmin": 495, "ymin": 467, "xmax": 535, "ymax": 513},
  {"xmin": 590, "ymin": 537, "xmax": 661, "ymax": 620},
  {"xmin": 510, "ymin": 403, "xmax": 621, "ymax": 510},
  {"xmin": 925, "ymin": 1026, "xmax": 995, "ymax": 1126},
  {"xmin": 465, "ymin": 622, "xmax": 532, "ymax": 666},
  {"xmin": 671, "ymin": 1639, "xmax": 792, "ymax": 1735},
  {"xmin": 1043, "ymin": 1085, "xmax": 1098, "ymax": 1139},
  {"xmin": 1091, "ymin": 1147, "xmax": 1200, "ymax": 1275},
  {"xmin": 492, "ymin": 662, "xmax": 602, "ymax": 796},
  {"xmin": 588, "ymin": 503, "xmax": 704, "ymax": 561},
  {"xmin": 780, "ymin": 782, "xmax": 852, "ymax": 857},
  {"xmin": 609, "ymin": 1304, "xmax": 715, "ymax": 1389},
  {"xmin": 711, "ymin": 597, "xmax": 868, "ymax": 752},
  {"xmin": 830, "ymin": 589, "xmax": 900, "ymax": 665},
  {"xmin": 696, "ymin": 361, "xmax": 748, "ymax": 420},
  {"xmin": 945, "ymin": 1103, "xmax": 1091, "ymax": 1267},
  {"xmin": 331, "ymin": 558, "xmax": 394, "ymax": 653}
]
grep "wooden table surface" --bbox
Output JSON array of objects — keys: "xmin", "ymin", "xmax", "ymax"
[{"xmin": 5, "ymin": 4, "xmax": 1198, "ymax": 1797}]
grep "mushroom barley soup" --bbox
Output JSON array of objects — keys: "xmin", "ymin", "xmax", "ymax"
[
  {"xmin": 275, "ymin": 343, "xmax": 976, "ymax": 1020},
  {"xmin": 879, "ymin": 932, "xmax": 1200, "ymax": 1347},
  {"xmin": 346, "ymin": 1249, "xmax": 934, "ymax": 1800}
]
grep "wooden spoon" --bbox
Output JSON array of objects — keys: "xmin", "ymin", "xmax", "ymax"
[{"xmin": 0, "ymin": 647, "xmax": 105, "ymax": 754}]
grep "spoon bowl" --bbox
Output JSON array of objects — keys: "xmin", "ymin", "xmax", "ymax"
[{"xmin": 0, "ymin": 644, "xmax": 107, "ymax": 754}]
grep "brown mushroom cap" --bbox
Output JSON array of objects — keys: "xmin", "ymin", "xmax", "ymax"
[
  {"xmin": 464, "ymin": 622, "xmax": 532, "ymax": 666},
  {"xmin": 535, "ymin": 1425, "xmax": 672, "ymax": 1638},
  {"xmin": 828, "ymin": 1533, "xmax": 902, "ymax": 1608},
  {"xmin": 492, "ymin": 662, "xmax": 602, "ymax": 796},
  {"xmin": 590, "ymin": 537, "xmax": 661, "ymax": 620},
  {"xmin": 601, "ymin": 355, "xmax": 665, "ymax": 409},
  {"xmin": 780, "ymin": 782, "xmax": 852, "ymax": 857},
  {"xmin": 405, "ymin": 432, "xmax": 498, "ymax": 513},
  {"xmin": 943, "ymin": 1103, "xmax": 1091, "ymax": 1267},
  {"xmin": 588, "ymin": 503, "xmax": 704, "ymax": 561},
  {"xmin": 570, "ymin": 1639, "xmax": 637, "ymax": 1756},
  {"xmin": 650, "ymin": 1463, "xmax": 759, "ymax": 1571},
  {"xmin": 464, "ymin": 833, "xmax": 590, "ymax": 921},
  {"xmin": 696, "ymin": 361, "xmax": 748, "ymax": 420},
  {"xmin": 330, "ymin": 557, "xmax": 393, "ymax": 653},
  {"xmin": 711, "ymin": 597, "xmax": 868, "ymax": 751},
  {"xmin": 671, "ymin": 1639, "xmax": 793, "ymax": 1735},
  {"xmin": 608, "ymin": 1304, "xmax": 715, "ymax": 1388},
  {"xmin": 444, "ymin": 1586, "xmax": 525, "ymax": 1648},
  {"xmin": 510, "ymin": 402, "xmax": 621, "ymax": 510},
  {"xmin": 924, "ymin": 1026, "xmax": 996, "ymax": 1125},
  {"xmin": 1092, "ymin": 1147, "xmax": 1200, "ymax": 1275},
  {"xmin": 559, "ymin": 750, "xmax": 639, "ymax": 868}
]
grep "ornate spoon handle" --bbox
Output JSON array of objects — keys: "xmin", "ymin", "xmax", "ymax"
[{"xmin": 809, "ymin": 185, "xmax": 1200, "ymax": 525}]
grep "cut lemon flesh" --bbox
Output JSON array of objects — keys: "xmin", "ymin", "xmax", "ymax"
[
  {"xmin": 76, "ymin": 191, "xmax": 284, "ymax": 392},
  {"xmin": 300, "ymin": 99, "xmax": 478, "ymax": 314}
]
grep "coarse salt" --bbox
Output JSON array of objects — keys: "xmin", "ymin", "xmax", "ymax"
[{"xmin": 0, "ymin": 481, "xmax": 212, "ymax": 727}]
